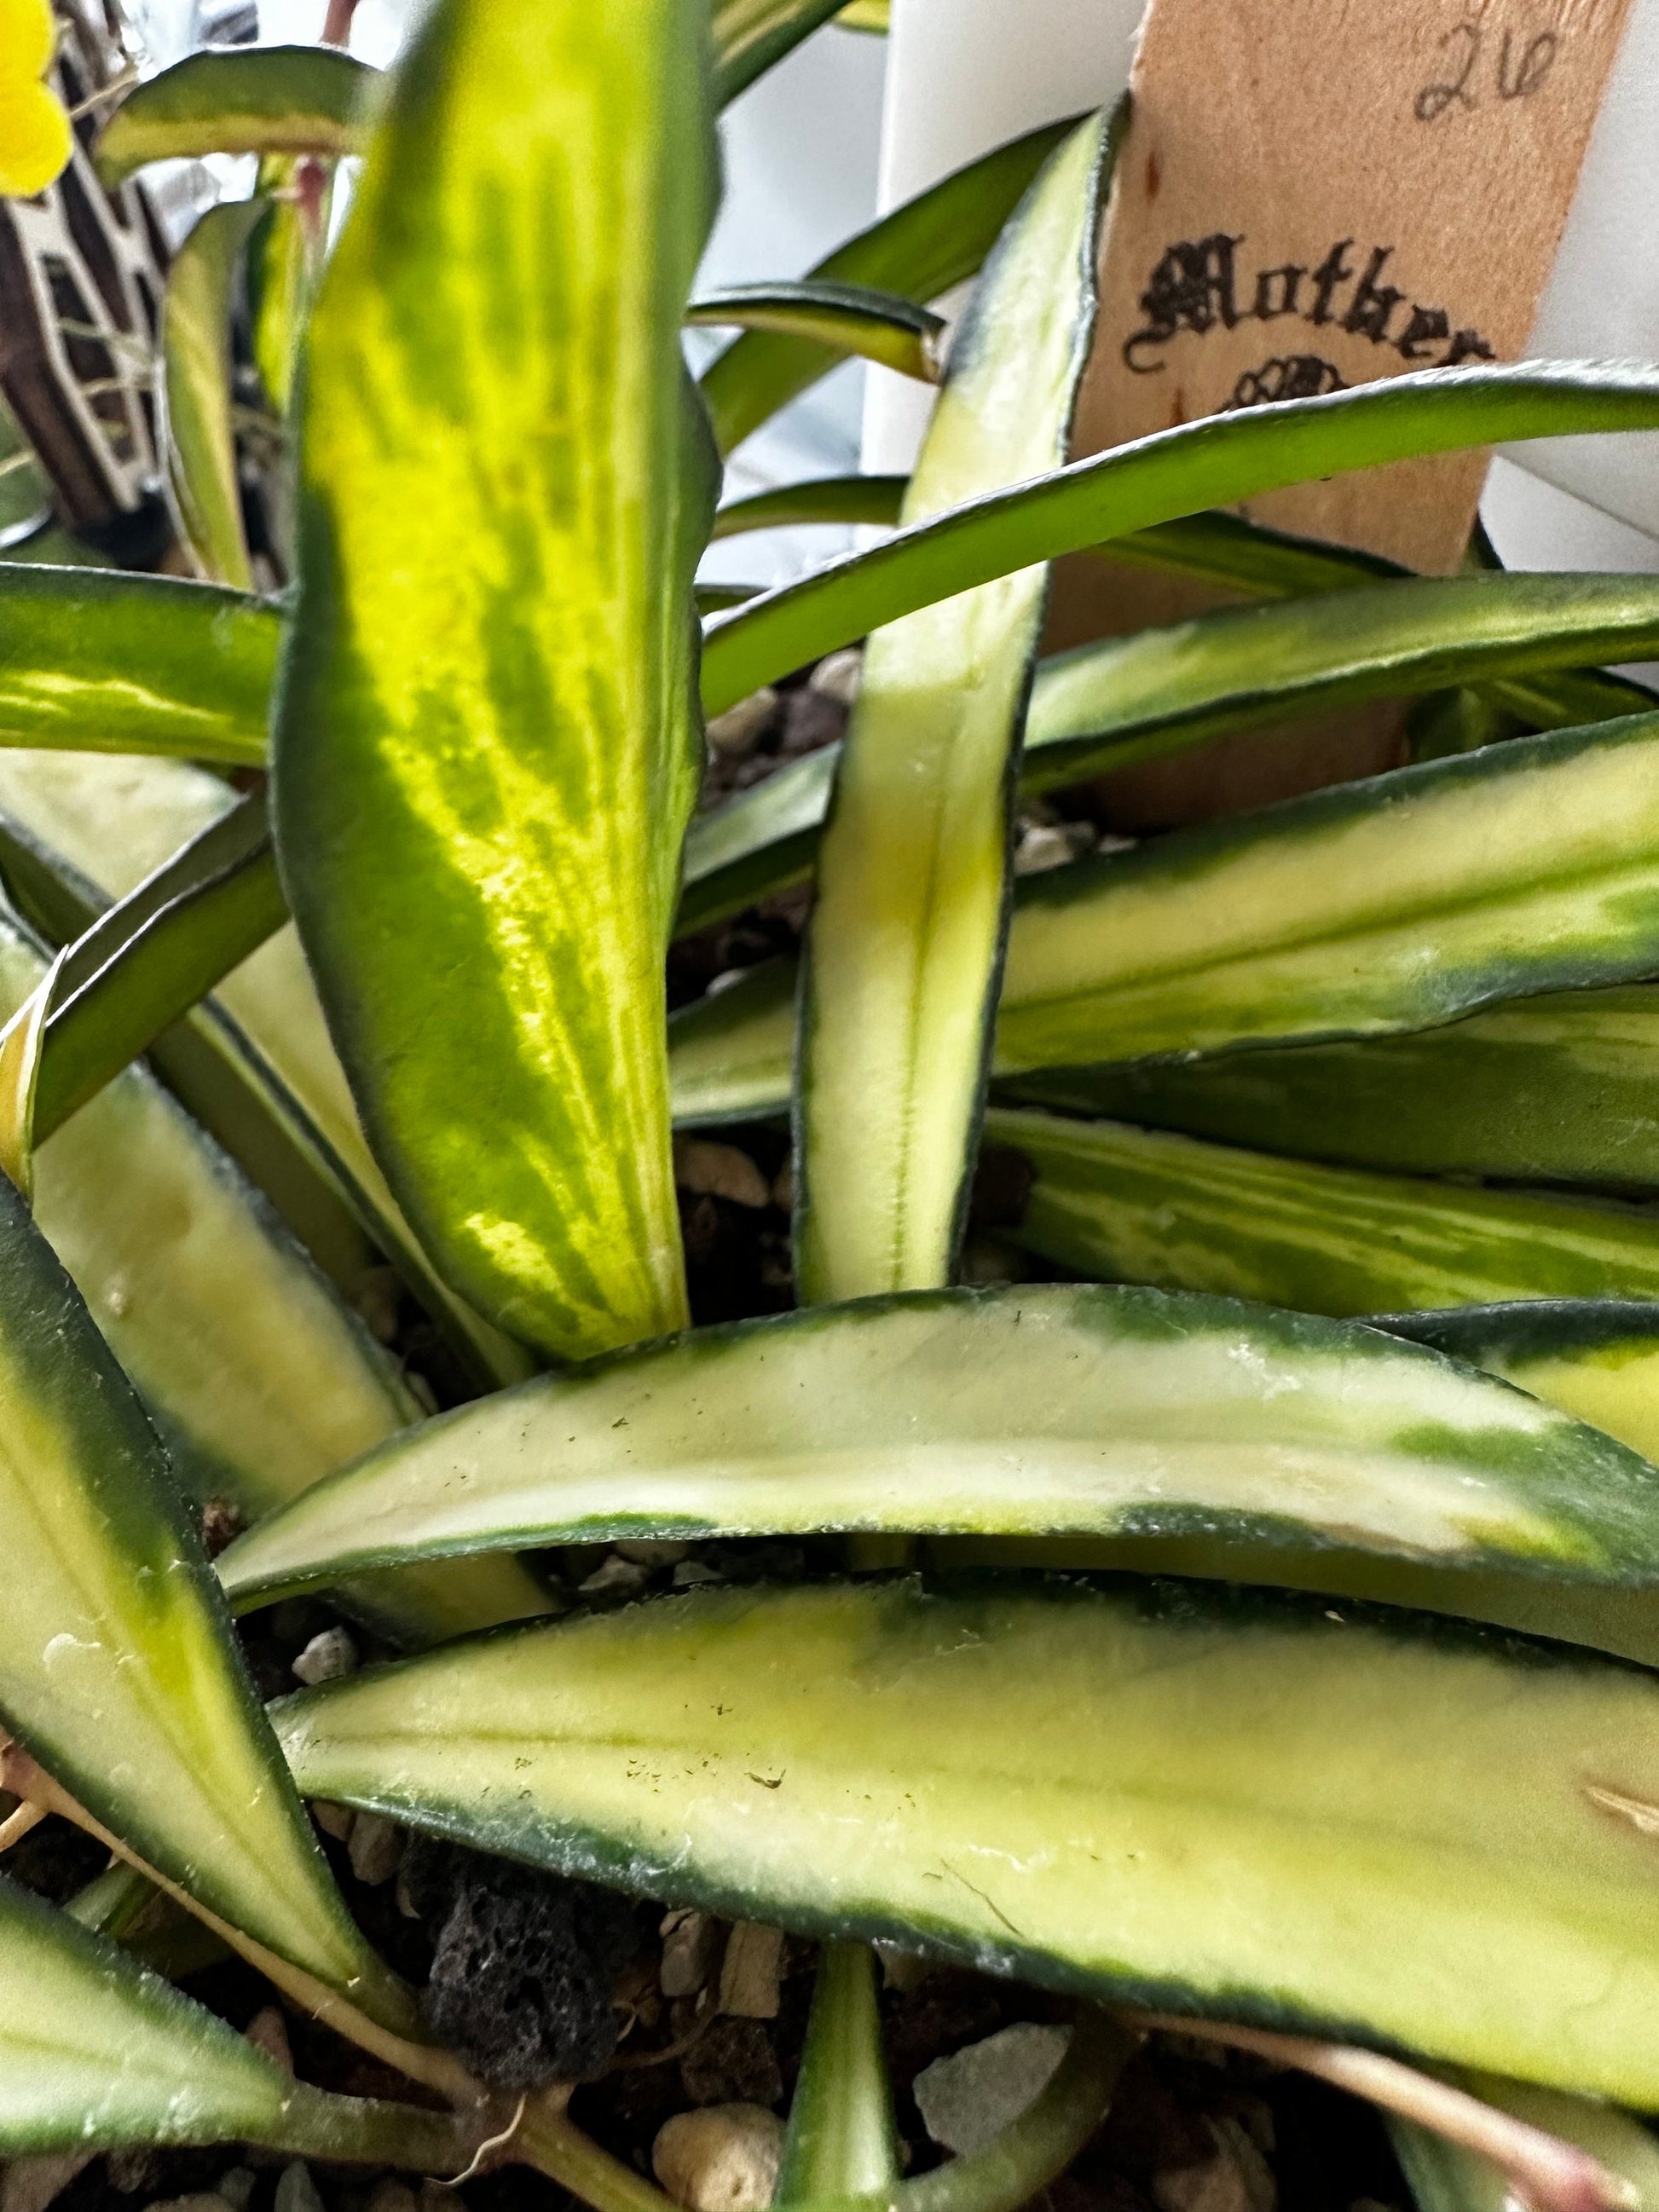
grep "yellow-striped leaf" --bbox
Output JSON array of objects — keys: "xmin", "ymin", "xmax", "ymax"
[{"xmin": 275, "ymin": 0, "xmax": 717, "ymax": 1360}]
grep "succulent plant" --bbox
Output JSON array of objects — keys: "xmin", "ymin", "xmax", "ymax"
[{"xmin": 8, "ymin": 3, "xmax": 1659, "ymax": 2209}]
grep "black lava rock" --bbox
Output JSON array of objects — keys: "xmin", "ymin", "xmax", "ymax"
[{"xmin": 408, "ymin": 1840, "xmax": 640, "ymax": 2091}]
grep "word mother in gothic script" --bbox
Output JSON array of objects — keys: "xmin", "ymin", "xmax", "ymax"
[{"xmin": 1123, "ymin": 234, "xmax": 1495, "ymax": 383}]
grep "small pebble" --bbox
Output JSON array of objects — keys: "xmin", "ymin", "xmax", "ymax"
[
  {"xmin": 199, "ymin": 1498, "xmax": 241, "ymax": 1558},
  {"xmin": 810, "ymin": 647, "xmax": 864, "ymax": 707},
  {"xmin": 614, "ymin": 1539, "xmax": 693, "ymax": 1566},
  {"xmin": 348, "ymin": 1810, "xmax": 406, "ymax": 1886},
  {"xmin": 2, "ymin": 2158, "xmax": 91, "ymax": 2212},
  {"xmin": 653, "ymin": 2104, "xmax": 786, "ymax": 2212},
  {"xmin": 1153, "ymin": 2117, "xmax": 1275, "ymax": 2212},
  {"xmin": 673, "ymin": 1137, "xmax": 770, "ymax": 1210},
  {"xmin": 311, "ymin": 1800, "xmax": 356, "ymax": 1842},
  {"xmin": 915, "ymin": 2021, "xmax": 1071, "ymax": 2156},
  {"xmin": 707, "ymin": 688, "xmax": 779, "ymax": 759},
  {"xmin": 705, "ymin": 967, "xmax": 753, "ymax": 999},
  {"xmin": 291, "ymin": 1626, "xmax": 358, "ymax": 1687},
  {"xmin": 245, "ymin": 2006, "xmax": 293, "ymax": 2074},
  {"xmin": 680, "ymin": 2015, "xmax": 783, "ymax": 2108},
  {"xmin": 718, "ymin": 1921, "xmax": 784, "ymax": 2019},
  {"xmin": 661, "ymin": 1905, "xmax": 720, "ymax": 1998},
  {"xmin": 351, "ymin": 1267, "xmax": 402, "ymax": 1345},
  {"xmin": 958, "ymin": 1239, "xmax": 1019, "ymax": 1287},
  {"xmin": 216, "ymin": 2174, "xmax": 257, "ymax": 2212},
  {"xmin": 273, "ymin": 2166, "xmax": 325, "ymax": 2212},
  {"xmin": 105, "ymin": 2151, "xmax": 159, "ymax": 2195},
  {"xmin": 1014, "ymin": 821, "xmax": 1095, "ymax": 875},
  {"xmin": 417, "ymin": 2181, "xmax": 465, "ymax": 2212},
  {"xmin": 579, "ymin": 1554, "xmax": 650, "ymax": 1603},
  {"xmin": 874, "ymin": 1940, "xmax": 931, "ymax": 1992},
  {"xmin": 673, "ymin": 1559, "xmax": 723, "ymax": 1588},
  {"xmin": 363, "ymin": 2186, "xmax": 419, "ymax": 2212}
]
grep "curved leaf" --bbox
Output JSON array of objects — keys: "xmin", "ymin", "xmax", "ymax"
[
  {"xmin": 0, "ymin": 753, "xmax": 533, "ymax": 1389},
  {"xmin": 1078, "ymin": 511, "xmax": 1656, "ymax": 735},
  {"xmin": 1023, "ymin": 571, "xmax": 1659, "ymax": 790},
  {"xmin": 249, "ymin": 164, "xmax": 327, "ymax": 423},
  {"xmin": 710, "ymin": 474, "xmax": 906, "ymax": 542},
  {"xmin": 699, "ymin": 362, "xmax": 1659, "ymax": 718},
  {"xmin": 276, "ymin": 0, "xmax": 716, "ymax": 1361},
  {"xmin": 0, "ymin": 910, "xmax": 549, "ymax": 1650},
  {"xmin": 697, "ymin": 581, "xmax": 762, "ymax": 613},
  {"xmin": 1085, "ymin": 506, "xmax": 1405, "ymax": 598},
  {"xmin": 29, "ymin": 791, "xmax": 283, "ymax": 1144},
  {"xmin": 836, "ymin": 1, "xmax": 887, "ymax": 26},
  {"xmin": 95, "ymin": 46, "xmax": 378, "ymax": 187},
  {"xmin": 0, "ymin": 1170, "xmax": 409, "ymax": 2030},
  {"xmin": 679, "ymin": 571, "xmax": 1659, "ymax": 939},
  {"xmin": 0, "ymin": 569, "xmax": 275, "ymax": 766},
  {"xmin": 273, "ymin": 1574, "xmax": 1659, "ymax": 2104},
  {"xmin": 998, "ymin": 712, "xmax": 1659, "ymax": 1074},
  {"xmin": 670, "ymin": 711, "xmax": 1659, "ymax": 1115},
  {"xmin": 217, "ymin": 1281, "xmax": 1659, "ymax": 1609},
  {"xmin": 1009, "ymin": 984, "xmax": 1659, "ymax": 1192},
  {"xmin": 1378, "ymin": 1302, "xmax": 1659, "ymax": 1468},
  {"xmin": 699, "ymin": 117, "xmax": 1080, "ymax": 454},
  {"xmin": 0, "ymin": 1874, "xmax": 464, "ymax": 2167},
  {"xmin": 688, "ymin": 284, "xmax": 945, "ymax": 382},
  {"xmin": 713, "ymin": 0, "xmax": 847, "ymax": 101},
  {"xmin": 986, "ymin": 1107, "xmax": 1659, "ymax": 1316},
  {"xmin": 797, "ymin": 113, "xmax": 1110, "ymax": 1301},
  {"xmin": 668, "ymin": 955, "xmax": 797, "ymax": 1127},
  {"xmin": 161, "ymin": 199, "xmax": 263, "ymax": 591}
]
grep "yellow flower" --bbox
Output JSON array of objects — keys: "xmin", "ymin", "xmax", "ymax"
[{"xmin": 0, "ymin": 0, "xmax": 72, "ymax": 198}]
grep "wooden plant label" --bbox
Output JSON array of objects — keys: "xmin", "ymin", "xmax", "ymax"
[{"xmin": 1073, "ymin": 0, "xmax": 1635, "ymax": 573}]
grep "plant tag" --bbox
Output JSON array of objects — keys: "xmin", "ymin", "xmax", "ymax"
[{"xmin": 1072, "ymin": 0, "xmax": 1635, "ymax": 572}]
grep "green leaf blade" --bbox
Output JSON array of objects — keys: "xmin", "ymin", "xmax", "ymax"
[
  {"xmin": 1007, "ymin": 984, "xmax": 1659, "ymax": 1191},
  {"xmin": 699, "ymin": 362, "xmax": 1659, "ymax": 717},
  {"xmin": 1021, "ymin": 570, "xmax": 1659, "ymax": 790},
  {"xmin": 0, "ymin": 907, "xmax": 547, "ymax": 1650},
  {"xmin": 697, "ymin": 118, "xmax": 1080, "ymax": 454},
  {"xmin": 162, "ymin": 200, "xmax": 263, "ymax": 591},
  {"xmin": 998, "ymin": 713, "xmax": 1659, "ymax": 1074},
  {"xmin": 30, "ymin": 791, "xmax": 285, "ymax": 1144},
  {"xmin": 272, "ymin": 1574, "xmax": 1659, "ymax": 2104},
  {"xmin": 679, "ymin": 569, "xmax": 1659, "ymax": 942},
  {"xmin": 687, "ymin": 284, "xmax": 944, "ymax": 382},
  {"xmin": 710, "ymin": 474, "xmax": 907, "ymax": 543},
  {"xmin": 0, "ymin": 1874, "xmax": 292, "ymax": 2154},
  {"xmin": 987, "ymin": 1107, "xmax": 1659, "ymax": 1316},
  {"xmin": 795, "ymin": 113, "xmax": 1111, "ymax": 1300},
  {"xmin": 95, "ymin": 46, "xmax": 377, "ymax": 186},
  {"xmin": 0, "ymin": 1873, "xmax": 468, "ymax": 2166},
  {"xmin": 0, "ymin": 569, "xmax": 275, "ymax": 766},
  {"xmin": 712, "ymin": 0, "xmax": 847, "ymax": 102},
  {"xmin": 0, "ymin": 1174, "xmax": 405, "ymax": 2025},
  {"xmin": 0, "ymin": 752, "xmax": 535, "ymax": 1392},
  {"xmin": 217, "ymin": 1281, "xmax": 1659, "ymax": 1607},
  {"xmin": 275, "ymin": 0, "xmax": 716, "ymax": 1361}
]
